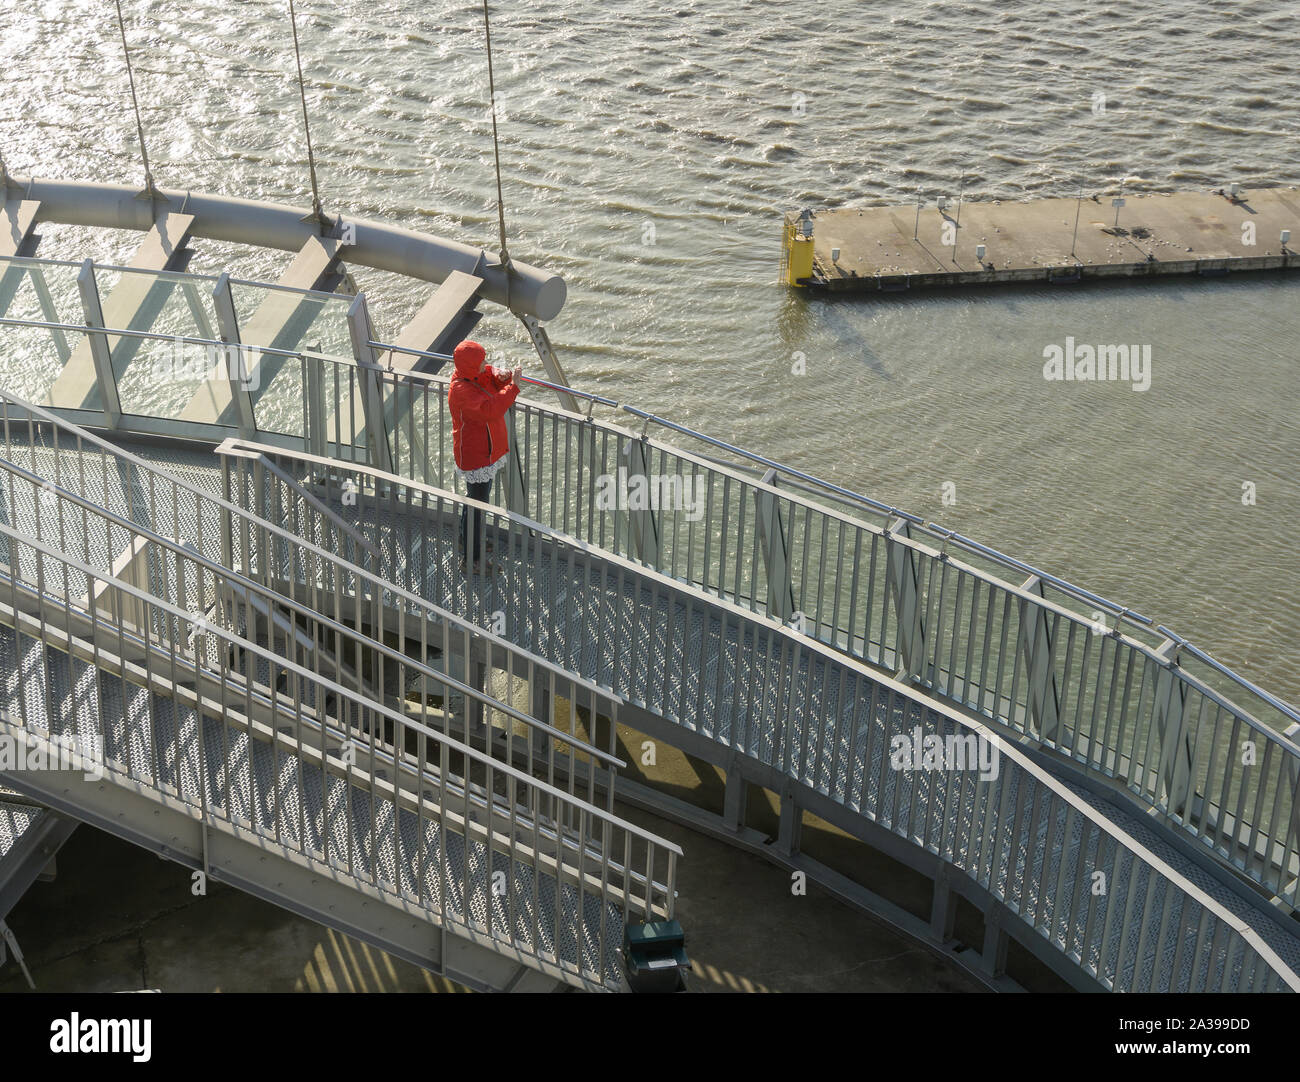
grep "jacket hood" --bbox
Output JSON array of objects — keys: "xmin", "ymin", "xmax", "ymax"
[{"xmin": 453, "ymin": 340, "xmax": 487, "ymax": 377}]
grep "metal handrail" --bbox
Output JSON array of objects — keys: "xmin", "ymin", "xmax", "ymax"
[
  {"xmin": 0, "ymin": 253, "xmax": 352, "ymax": 303},
  {"xmin": 0, "ymin": 305, "xmax": 1247, "ymax": 665},
  {"xmin": 526, "ymin": 399, "xmax": 1282, "ymax": 715},
  {"xmin": 0, "ymin": 519, "xmax": 663, "ymax": 847},
  {"xmin": 232, "ymin": 441, "xmax": 1300, "ymax": 991},
  {"xmin": 247, "ymin": 449, "xmax": 380, "ymax": 561},
  {"xmin": 1160, "ymin": 625, "xmax": 1300, "ymax": 730},
  {"xmin": 401, "ymin": 361, "xmax": 1287, "ymax": 723},
  {"xmin": 0, "ymin": 314, "xmax": 355, "ymax": 367},
  {"xmin": 0, "ymin": 452, "xmax": 624, "ymax": 771},
  {"xmin": 247, "ymin": 435, "xmax": 1300, "ymax": 906},
  {"xmin": 370, "ymin": 341, "xmax": 625, "ymax": 410},
  {"xmin": 0, "ymin": 521, "xmax": 678, "ymax": 988},
  {"xmin": 369, "ymin": 340, "xmax": 453, "ymax": 367},
  {"xmin": 0, "ymin": 390, "xmax": 623, "ymax": 765},
  {"xmin": 347, "ymin": 341, "xmax": 1202, "ymax": 640}
]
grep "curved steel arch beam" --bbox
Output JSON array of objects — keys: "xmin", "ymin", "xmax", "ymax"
[{"xmin": 11, "ymin": 176, "xmax": 567, "ymax": 321}]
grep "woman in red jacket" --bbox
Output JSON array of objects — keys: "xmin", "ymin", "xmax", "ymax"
[{"xmin": 447, "ymin": 339, "xmax": 521, "ymax": 573}]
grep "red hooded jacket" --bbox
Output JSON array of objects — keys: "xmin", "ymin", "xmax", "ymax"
[{"xmin": 448, "ymin": 340, "xmax": 520, "ymax": 472}]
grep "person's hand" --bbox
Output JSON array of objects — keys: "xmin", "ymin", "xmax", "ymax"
[{"xmin": 511, "ymin": 364, "xmax": 523, "ymax": 383}]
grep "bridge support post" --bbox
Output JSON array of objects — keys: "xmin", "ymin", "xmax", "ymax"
[
  {"xmin": 305, "ymin": 360, "xmax": 326, "ymax": 460},
  {"xmin": 981, "ymin": 906, "xmax": 1009, "ymax": 979},
  {"xmin": 1286, "ymin": 722, "xmax": 1300, "ymax": 897},
  {"xmin": 722, "ymin": 756, "xmax": 747, "ymax": 833},
  {"xmin": 0, "ymin": 920, "xmax": 35, "ymax": 990},
  {"xmin": 380, "ymin": 375, "xmax": 430, "ymax": 482},
  {"xmin": 1153, "ymin": 642, "xmax": 1193, "ymax": 816},
  {"xmin": 347, "ymin": 294, "xmax": 394, "ymax": 474},
  {"xmin": 219, "ymin": 458, "xmax": 237, "ymax": 587},
  {"xmin": 76, "ymin": 259, "xmax": 122, "ymax": 430},
  {"xmin": 775, "ymin": 781, "xmax": 802, "ymax": 857},
  {"xmin": 623, "ymin": 436, "xmax": 660, "ymax": 568},
  {"xmin": 504, "ymin": 411, "xmax": 528, "ymax": 517},
  {"xmin": 212, "ymin": 273, "xmax": 257, "ymax": 441},
  {"xmin": 755, "ymin": 470, "xmax": 797, "ymax": 622},
  {"xmin": 531, "ymin": 670, "xmax": 552, "ymax": 757},
  {"xmin": 1018, "ymin": 577, "xmax": 1061, "ymax": 742},
  {"xmin": 469, "ymin": 654, "xmax": 488, "ymax": 741},
  {"xmin": 885, "ymin": 519, "xmax": 925, "ymax": 679},
  {"xmin": 930, "ymin": 868, "xmax": 956, "ymax": 943}
]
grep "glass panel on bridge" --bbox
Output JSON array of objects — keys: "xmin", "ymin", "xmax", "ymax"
[{"xmin": 0, "ymin": 258, "xmax": 84, "ymax": 401}]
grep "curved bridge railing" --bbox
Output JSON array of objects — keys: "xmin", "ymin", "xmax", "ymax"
[
  {"xmin": 311, "ymin": 351, "xmax": 1300, "ymax": 915},
  {"xmin": 0, "ymin": 527, "xmax": 671, "ymax": 990},
  {"xmin": 224, "ymin": 440, "xmax": 1300, "ymax": 992}
]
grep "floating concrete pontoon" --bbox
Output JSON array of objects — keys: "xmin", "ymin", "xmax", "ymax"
[{"xmin": 784, "ymin": 187, "xmax": 1300, "ymax": 294}]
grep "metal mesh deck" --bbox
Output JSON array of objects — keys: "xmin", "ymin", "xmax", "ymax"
[{"xmin": 0, "ymin": 799, "xmax": 43, "ymax": 863}]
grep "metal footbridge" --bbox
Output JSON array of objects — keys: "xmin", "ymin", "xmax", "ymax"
[{"xmin": 0, "ymin": 181, "xmax": 1298, "ymax": 992}]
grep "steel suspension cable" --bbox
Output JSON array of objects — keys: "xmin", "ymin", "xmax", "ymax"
[
  {"xmin": 288, "ymin": 0, "xmax": 325, "ymax": 224},
  {"xmin": 113, "ymin": 0, "xmax": 158, "ymax": 196},
  {"xmin": 481, "ymin": 0, "xmax": 511, "ymax": 272}
]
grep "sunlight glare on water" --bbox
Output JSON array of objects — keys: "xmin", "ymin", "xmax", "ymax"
[{"xmin": 1, "ymin": 0, "xmax": 1297, "ymax": 699}]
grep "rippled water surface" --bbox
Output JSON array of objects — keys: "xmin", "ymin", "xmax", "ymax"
[{"xmin": 2, "ymin": 0, "xmax": 1298, "ymax": 699}]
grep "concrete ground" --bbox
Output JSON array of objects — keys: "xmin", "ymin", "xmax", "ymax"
[
  {"xmin": 0, "ymin": 805, "xmax": 979, "ymax": 994},
  {"xmin": 630, "ymin": 806, "xmax": 979, "ymax": 993},
  {"xmin": 0, "ymin": 827, "xmax": 462, "ymax": 993}
]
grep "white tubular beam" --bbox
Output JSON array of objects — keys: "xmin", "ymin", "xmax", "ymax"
[{"xmin": 12, "ymin": 176, "xmax": 566, "ymax": 321}]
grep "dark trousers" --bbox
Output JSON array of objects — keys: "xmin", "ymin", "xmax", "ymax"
[{"xmin": 459, "ymin": 479, "xmax": 492, "ymax": 562}]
